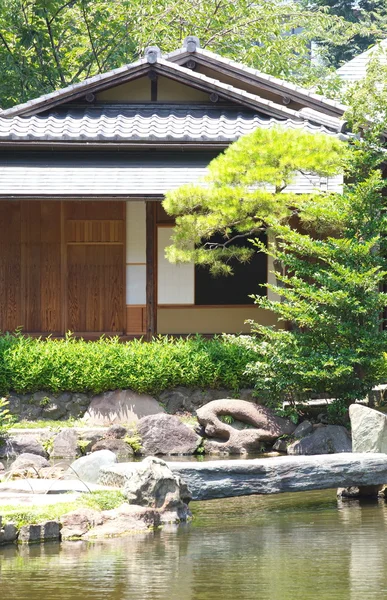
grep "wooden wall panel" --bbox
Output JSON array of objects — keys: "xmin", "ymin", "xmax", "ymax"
[
  {"xmin": 0, "ymin": 202, "xmax": 21, "ymax": 332},
  {"xmin": 40, "ymin": 202, "xmax": 61, "ymax": 332},
  {"xmin": 21, "ymin": 202, "xmax": 61, "ymax": 333},
  {"xmin": 67, "ymin": 245, "xmax": 124, "ymax": 333},
  {"xmin": 0, "ymin": 200, "xmax": 124, "ymax": 335},
  {"xmin": 66, "ymin": 220, "xmax": 124, "ymax": 243},
  {"xmin": 126, "ymin": 306, "xmax": 146, "ymax": 334}
]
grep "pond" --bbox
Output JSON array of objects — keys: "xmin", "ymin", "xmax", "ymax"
[{"xmin": 1, "ymin": 489, "xmax": 387, "ymax": 600}]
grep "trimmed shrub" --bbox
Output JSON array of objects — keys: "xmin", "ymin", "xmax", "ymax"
[{"xmin": 0, "ymin": 333, "xmax": 259, "ymax": 396}]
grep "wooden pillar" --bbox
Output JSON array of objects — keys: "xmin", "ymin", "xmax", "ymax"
[{"xmin": 146, "ymin": 201, "xmax": 156, "ymax": 340}]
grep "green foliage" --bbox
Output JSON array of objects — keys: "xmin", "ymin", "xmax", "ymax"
[
  {"xmin": 0, "ymin": 334, "xmax": 258, "ymax": 396},
  {"xmin": 77, "ymin": 439, "xmax": 90, "ymax": 455},
  {"xmin": 124, "ymin": 432, "xmax": 142, "ymax": 454},
  {"xmin": 247, "ymin": 170, "xmax": 387, "ymax": 406},
  {"xmin": 300, "ymin": 0, "xmax": 387, "ymax": 67},
  {"xmin": 41, "ymin": 437, "xmax": 54, "ymax": 454},
  {"xmin": 219, "ymin": 414, "xmax": 235, "ymax": 425},
  {"xmin": 163, "ymin": 126, "xmax": 347, "ymax": 276},
  {"xmin": 0, "ymin": 0, "xmax": 360, "ymax": 107},
  {"xmin": 0, "ymin": 396, "xmax": 15, "ymax": 438},
  {"xmin": 164, "ymin": 123, "xmax": 387, "ymax": 413}
]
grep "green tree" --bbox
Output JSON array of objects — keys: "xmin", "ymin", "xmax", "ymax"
[
  {"xmin": 301, "ymin": 0, "xmax": 387, "ymax": 66},
  {"xmin": 163, "ymin": 127, "xmax": 347, "ymax": 274},
  {"xmin": 163, "ymin": 126, "xmax": 387, "ymax": 411},
  {"xmin": 0, "ymin": 0, "xmax": 358, "ymax": 107}
]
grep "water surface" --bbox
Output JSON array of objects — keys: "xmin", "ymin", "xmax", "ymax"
[{"xmin": 1, "ymin": 489, "xmax": 387, "ymax": 600}]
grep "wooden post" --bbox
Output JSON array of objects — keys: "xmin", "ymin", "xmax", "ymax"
[{"xmin": 146, "ymin": 201, "xmax": 156, "ymax": 341}]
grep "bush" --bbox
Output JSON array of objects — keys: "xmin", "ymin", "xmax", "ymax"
[{"xmin": 0, "ymin": 333, "xmax": 259, "ymax": 396}]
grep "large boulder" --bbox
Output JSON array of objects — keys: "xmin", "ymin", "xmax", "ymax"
[
  {"xmin": 287, "ymin": 425, "xmax": 352, "ymax": 455},
  {"xmin": 51, "ymin": 429, "xmax": 80, "ymax": 459},
  {"xmin": 123, "ymin": 456, "xmax": 191, "ymax": 522},
  {"xmin": 91, "ymin": 438, "xmax": 134, "ymax": 459},
  {"xmin": 349, "ymin": 404, "xmax": 387, "ymax": 453},
  {"xmin": 83, "ymin": 389, "xmax": 164, "ymax": 426},
  {"xmin": 137, "ymin": 414, "xmax": 201, "ymax": 455},
  {"xmin": 10, "ymin": 453, "xmax": 50, "ymax": 471},
  {"xmin": 197, "ymin": 399, "xmax": 296, "ymax": 454},
  {"xmin": 65, "ymin": 449, "xmax": 117, "ymax": 483},
  {"xmin": 0, "ymin": 435, "xmax": 48, "ymax": 459}
]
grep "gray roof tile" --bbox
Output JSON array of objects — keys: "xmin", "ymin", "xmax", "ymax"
[{"xmin": 0, "ymin": 105, "xmax": 343, "ymax": 143}]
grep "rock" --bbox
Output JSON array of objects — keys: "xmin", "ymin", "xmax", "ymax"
[
  {"xmin": 77, "ymin": 429, "xmax": 106, "ymax": 451},
  {"xmin": 158, "ymin": 387, "xmax": 257, "ymax": 414},
  {"xmin": 0, "ymin": 461, "xmax": 4, "ymax": 472},
  {"xmin": 83, "ymin": 389, "xmax": 164, "ymax": 426},
  {"xmin": 40, "ymin": 402, "xmax": 68, "ymax": 420},
  {"xmin": 287, "ymin": 425, "xmax": 352, "ymax": 455},
  {"xmin": 137, "ymin": 414, "xmax": 201, "ymax": 455},
  {"xmin": 0, "ymin": 523, "xmax": 18, "ymax": 545},
  {"xmin": 337, "ymin": 485, "xmax": 383, "ymax": 498},
  {"xmin": 51, "ymin": 429, "xmax": 80, "ymax": 458},
  {"xmin": 123, "ymin": 456, "xmax": 192, "ymax": 522},
  {"xmin": 85, "ymin": 503, "xmax": 160, "ymax": 538},
  {"xmin": 60, "ymin": 508, "xmax": 103, "ymax": 539},
  {"xmin": 106, "ymin": 424, "xmax": 127, "ymax": 439},
  {"xmin": 0, "ymin": 435, "xmax": 48, "ymax": 459},
  {"xmin": 272, "ymin": 439, "xmax": 288, "ymax": 453},
  {"xmin": 196, "ymin": 399, "xmax": 296, "ymax": 454},
  {"xmin": 65, "ymin": 449, "xmax": 117, "ymax": 483},
  {"xmin": 168, "ymin": 453, "xmax": 387, "ymax": 500},
  {"xmin": 293, "ymin": 420, "xmax": 313, "ymax": 439},
  {"xmin": 91, "ymin": 438, "xmax": 134, "ymax": 459},
  {"xmin": 101, "ymin": 453, "xmax": 387, "ymax": 501},
  {"xmin": 349, "ymin": 404, "xmax": 387, "ymax": 453},
  {"xmin": 18, "ymin": 521, "xmax": 61, "ymax": 544},
  {"xmin": 10, "ymin": 453, "xmax": 50, "ymax": 471}
]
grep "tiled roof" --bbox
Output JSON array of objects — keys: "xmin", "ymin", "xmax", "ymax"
[
  {"xmin": 166, "ymin": 46, "xmax": 347, "ymax": 116},
  {"xmin": 0, "ymin": 105, "xmax": 345, "ymax": 143}
]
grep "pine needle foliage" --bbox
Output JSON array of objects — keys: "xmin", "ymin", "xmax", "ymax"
[
  {"xmin": 249, "ymin": 171, "xmax": 387, "ymax": 406},
  {"xmin": 164, "ymin": 125, "xmax": 387, "ymax": 410},
  {"xmin": 163, "ymin": 126, "xmax": 347, "ymax": 276}
]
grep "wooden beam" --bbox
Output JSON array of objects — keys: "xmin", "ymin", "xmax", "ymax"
[{"xmin": 146, "ymin": 201, "xmax": 156, "ymax": 341}]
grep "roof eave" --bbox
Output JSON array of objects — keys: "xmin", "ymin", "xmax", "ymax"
[{"xmin": 167, "ymin": 48, "xmax": 347, "ymax": 118}]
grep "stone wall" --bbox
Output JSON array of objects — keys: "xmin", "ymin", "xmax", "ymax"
[{"xmin": 6, "ymin": 387, "xmax": 256, "ymax": 422}]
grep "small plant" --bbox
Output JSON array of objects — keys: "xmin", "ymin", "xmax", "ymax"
[
  {"xmin": 326, "ymin": 399, "xmax": 349, "ymax": 426},
  {"xmin": 77, "ymin": 439, "xmax": 90, "ymax": 455},
  {"xmin": 219, "ymin": 414, "xmax": 235, "ymax": 425},
  {"xmin": 124, "ymin": 433, "xmax": 142, "ymax": 454},
  {"xmin": 41, "ymin": 437, "xmax": 54, "ymax": 454},
  {"xmin": 274, "ymin": 405, "xmax": 299, "ymax": 425},
  {"xmin": 0, "ymin": 397, "xmax": 15, "ymax": 439},
  {"xmin": 39, "ymin": 396, "xmax": 51, "ymax": 407},
  {"xmin": 195, "ymin": 441, "xmax": 205, "ymax": 455}
]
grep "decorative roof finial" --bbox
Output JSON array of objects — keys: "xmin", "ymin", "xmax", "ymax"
[
  {"xmin": 144, "ymin": 46, "xmax": 162, "ymax": 64},
  {"xmin": 183, "ymin": 36, "xmax": 200, "ymax": 53}
]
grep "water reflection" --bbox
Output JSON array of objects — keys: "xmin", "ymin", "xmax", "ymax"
[{"xmin": 2, "ymin": 490, "xmax": 387, "ymax": 600}]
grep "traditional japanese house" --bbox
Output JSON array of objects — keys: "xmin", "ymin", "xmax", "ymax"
[{"xmin": 0, "ymin": 37, "xmax": 347, "ymax": 338}]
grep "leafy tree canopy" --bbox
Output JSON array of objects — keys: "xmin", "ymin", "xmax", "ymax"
[
  {"xmin": 300, "ymin": 0, "xmax": 387, "ymax": 67},
  {"xmin": 0, "ymin": 0, "xmax": 360, "ymax": 107},
  {"xmin": 163, "ymin": 126, "xmax": 348, "ymax": 275}
]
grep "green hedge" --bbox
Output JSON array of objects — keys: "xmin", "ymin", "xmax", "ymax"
[{"xmin": 0, "ymin": 333, "xmax": 259, "ymax": 395}]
